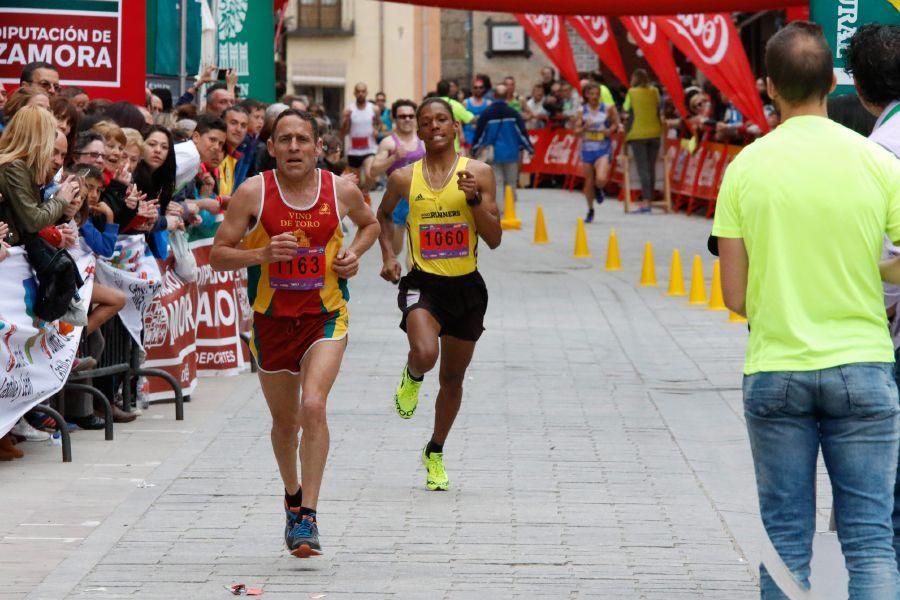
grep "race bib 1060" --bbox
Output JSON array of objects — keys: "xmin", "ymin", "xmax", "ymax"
[
  {"xmin": 269, "ymin": 246, "xmax": 326, "ymax": 291},
  {"xmin": 419, "ymin": 223, "xmax": 470, "ymax": 259}
]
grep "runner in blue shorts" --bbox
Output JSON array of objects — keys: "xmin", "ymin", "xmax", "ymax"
[{"xmin": 574, "ymin": 83, "xmax": 621, "ymax": 223}]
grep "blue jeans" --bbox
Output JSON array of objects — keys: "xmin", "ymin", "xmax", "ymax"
[
  {"xmin": 892, "ymin": 348, "xmax": 900, "ymax": 570},
  {"xmin": 744, "ymin": 363, "xmax": 899, "ymax": 599}
]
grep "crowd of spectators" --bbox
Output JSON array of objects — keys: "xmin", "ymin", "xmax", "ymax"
[
  {"xmin": 0, "ymin": 62, "xmax": 297, "ymax": 460},
  {"xmin": 0, "ymin": 32, "xmax": 890, "ymax": 461}
]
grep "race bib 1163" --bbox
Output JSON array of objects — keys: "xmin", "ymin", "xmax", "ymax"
[{"xmin": 269, "ymin": 246, "xmax": 326, "ymax": 291}]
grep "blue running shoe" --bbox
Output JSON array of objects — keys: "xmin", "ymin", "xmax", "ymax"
[
  {"xmin": 585, "ymin": 208, "xmax": 595, "ymax": 224},
  {"xmin": 283, "ymin": 503, "xmax": 300, "ymax": 551},
  {"xmin": 287, "ymin": 513, "xmax": 321, "ymax": 558}
]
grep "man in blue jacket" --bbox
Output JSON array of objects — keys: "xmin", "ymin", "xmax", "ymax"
[{"xmin": 472, "ymin": 84, "xmax": 534, "ymax": 209}]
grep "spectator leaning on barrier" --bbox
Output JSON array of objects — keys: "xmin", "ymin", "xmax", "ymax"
[
  {"xmin": 471, "ymin": 83, "xmax": 534, "ymax": 210},
  {"xmin": 0, "ymin": 106, "xmax": 81, "ymax": 246},
  {"xmin": 714, "ymin": 21, "xmax": 900, "ymax": 598},
  {"xmin": 174, "ymin": 113, "xmax": 227, "ymax": 194}
]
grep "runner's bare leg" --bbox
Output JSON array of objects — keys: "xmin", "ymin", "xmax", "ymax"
[
  {"xmin": 431, "ymin": 336, "xmax": 476, "ymax": 445},
  {"xmin": 582, "ymin": 163, "xmax": 596, "ymax": 211},
  {"xmin": 404, "ymin": 308, "xmax": 442, "ymax": 378},
  {"xmin": 259, "ymin": 371, "xmax": 303, "ymax": 495},
  {"xmin": 296, "ymin": 337, "xmax": 347, "ymax": 509}
]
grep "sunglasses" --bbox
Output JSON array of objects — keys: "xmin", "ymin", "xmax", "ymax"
[{"xmin": 37, "ymin": 80, "xmax": 59, "ymax": 92}]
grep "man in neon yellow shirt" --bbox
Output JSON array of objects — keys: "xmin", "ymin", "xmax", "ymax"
[
  {"xmin": 436, "ymin": 79, "xmax": 473, "ymax": 153},
  {"xmin": 714, "ymin": 22, "xmax": 900, "ymax": 598}
]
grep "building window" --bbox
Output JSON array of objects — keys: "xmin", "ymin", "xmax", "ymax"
[{"xmin": 299, "ymin": 0, "xmax": 341, "ymax": 30}]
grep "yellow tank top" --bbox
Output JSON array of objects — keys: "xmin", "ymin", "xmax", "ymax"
[{"xmin": 405, "ymin": 156, "xmax": 478, "ymax": 277}]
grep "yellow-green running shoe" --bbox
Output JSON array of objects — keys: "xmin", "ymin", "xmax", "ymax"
[
  {"xmin": 394, "ymin": 366, "xmax": 422, "ymax": 419},
  {"xmin": 422, "ymin": 446, "xmax": 449, "ymax": 491}
]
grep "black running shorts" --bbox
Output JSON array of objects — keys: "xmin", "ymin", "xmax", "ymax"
[
  {"xmin": 347, "ymin": 153, "xmax": 374, "ymax": 169},
  {"xmin": 397, "ymin": 269, "xmax": 488, "ymax": 342}
]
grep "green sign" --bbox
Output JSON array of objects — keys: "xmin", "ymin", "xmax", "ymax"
[
  {"xmin": 811, "ymin": 0, "xmax": 900, "ymax": 95},
  {"xmin": 218, "ymin": 0, "xmax": 275, "ymax": 102},
  {"xmin": 147, "ymin": 0, "xmax": 201, "ymax": 77}
]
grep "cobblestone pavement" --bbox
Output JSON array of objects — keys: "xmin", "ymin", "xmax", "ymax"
[{"xmin": 1, "ymin": 189, "xmax": 836, "ymax": 599}]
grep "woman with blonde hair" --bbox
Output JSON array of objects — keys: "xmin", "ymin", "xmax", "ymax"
[
  {"xmin": 0, "ymin": 105, "xmax": 80, "ymax": 245},
  {"xmin": 121, "ymin": 127, "xmax": 144, "ymax": 172}
]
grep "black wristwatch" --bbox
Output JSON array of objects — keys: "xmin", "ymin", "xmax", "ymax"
[{"xmin": 466, "ymin": 193, "xmax": 482, "ymax": 207}]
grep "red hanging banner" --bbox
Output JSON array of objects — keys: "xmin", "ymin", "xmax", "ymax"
[
  {"xmin": 515, "ymin": 14, "xmax": 583, "ymax": 93},
  {"xmin": 385, "ymin": 0, "xmax": 806, "ymax": 14},
  {"xmin": 653, "ymin": 14, "xmax": 769, "ymax": 133},
  {"xmin": 567, "ymin": 16, "xmax": 629, "ymax": 86},
  {"xmin": 620, "ymin": 16, "xmax": 688, "ymax": 118}
]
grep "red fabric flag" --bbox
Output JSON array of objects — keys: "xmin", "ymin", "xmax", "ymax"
[
  {"xmin": 785, "ymin": 6, "xmax": 810, "ymax": 21},
  {"xmin": 384, "ymin": 0, "xmax": 806, "ymax": 15},
  {"xmin": 516, "ymin": 14, "xmax": 583, "ymax": 93},
  {"xmin": 620, "ymin": 16, "xmax": 688, "ymax": 118},
  {"xmin": 654, "ymin": 14, "xmax": 769, "ymax": 133},
  {"xmin": 567, "ymin": 16, "xmax": 629, "ymax": 86}
]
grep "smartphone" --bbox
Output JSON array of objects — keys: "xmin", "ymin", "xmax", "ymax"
[{"xmin": 217, "ymin": 68, "xmax": 228, "ymax": 81}]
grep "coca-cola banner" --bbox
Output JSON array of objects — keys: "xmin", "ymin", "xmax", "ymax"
[
  {"xmin": 654, "ymin": 14, "xmax": 769, "ymax": 133},
  {"xmin": 620, "ymin": 16, "xmax": 688, "ymax": 118},
  {"xmin": 567, "ymin": 17, "xmax": 629, "ymax": 86},
  {"xmin": 515, "ymin": 15, "xmax": 582, "ymax": 92},
  {"xmin": 521, "ymin": 129, "xmax": 581, "ymax": 176},
  {"xmin": 385, "ymin": 0, "xmax": 806, "ymax": 14}
]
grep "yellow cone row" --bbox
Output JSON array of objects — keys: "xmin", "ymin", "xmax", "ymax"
[{"xmin": 516, "ymin": 204, "xmax": 745, "ymax": 324}]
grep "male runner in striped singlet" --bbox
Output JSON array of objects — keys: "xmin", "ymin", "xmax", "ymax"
[
  {"xmin": 370, "ymin": 99, "xmax": 425, "ymax": 260},
  {"xmin": 377, "ymin": 98, "xmax": 501, "ymax": 491},
  {"xmin": 210, "ymin": 110, "xmax": 379, "ymax": 557}
]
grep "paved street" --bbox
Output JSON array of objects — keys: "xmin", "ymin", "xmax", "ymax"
[{"xmin": 1, "ymin": 188, "xmax": 836, "ymax": 599}]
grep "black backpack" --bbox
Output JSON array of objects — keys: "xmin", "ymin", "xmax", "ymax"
[{"xmin": 23, "ymin": 235, "xmax": 84, "ymax": 322}]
